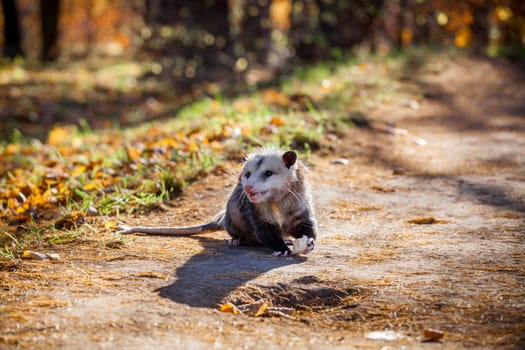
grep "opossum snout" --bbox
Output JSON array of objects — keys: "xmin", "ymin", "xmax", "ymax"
[{"xmin": 243, "ymin": 184, "xmax": 254, "ymax": 194}]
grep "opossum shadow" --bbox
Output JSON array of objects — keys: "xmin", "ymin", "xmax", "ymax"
[{"xmin": 156, "ymin": 236, "xmax": 305, "ymax": 308}]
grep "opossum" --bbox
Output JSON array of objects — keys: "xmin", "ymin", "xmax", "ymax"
[{"xmin": 117, "ymin": 149, "xmax": 317, "ymax": 256}]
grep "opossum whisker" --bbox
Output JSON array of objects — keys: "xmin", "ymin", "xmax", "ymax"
[
  {"xmin": 286, "ymin": 188, "xmax": 302, "ymax": 206},
  {"xmin": 239, "ymin": 190, "xmax": 248, "ymax": 201}
]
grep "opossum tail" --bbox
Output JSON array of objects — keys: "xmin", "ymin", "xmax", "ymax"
[{"xmin": 116, "ymin": 221, "xmax": 223, "ymax": 236}]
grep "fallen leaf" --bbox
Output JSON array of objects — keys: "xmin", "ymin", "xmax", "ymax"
[
  {"xmin": 136, "ymin": 271, "xmax": 168, "ymax": 280},
  {"xmin": 47, "ymin": 125, "xmax": 75, "ymax": 146},
  {"xmin": 423, "ymin": 328, "xmax": 445, "ymax": 342},
  {"xmin": 126, "ymin": 145, "xmax": 142, "ymax": 160},
  {"xmin": 238, "ymin": 299, "xmax": 269, "ymax": 317},
  {"xmin": 219, "ymin": 302, "xmax": 242, "ymax": 315},
  {"xmin": 269, "ymin": 116, "xmax": 285, "ymax": 127},
  {"xmin": 407, "ymin": 217, "xmax": 447, "ymax": 224},
  {"xmin": 104, "ymin": 221, "xmax": 119, "ymax": 230},
  {"xmin": 22, "ymin": 250, "xmax": 60, "ymax": 260},
  {"xmin": 371, "ymin": 185, "xmax": 395, "ymax": 193},
  {"xmin": 83, "ymin": 179, "xmax": 102, "ymax": 191},
  {"xmin": 187, "ymin": 143, "xmax": 199, "ymax": 152},
  {"xmin": 71, "ymin": 165, "xmax": 88, "ymax": 177}
]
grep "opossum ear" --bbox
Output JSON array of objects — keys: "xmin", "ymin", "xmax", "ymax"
[{"xmin": 282, "ymin": 151, "xmax": 297, "ymax": 168}]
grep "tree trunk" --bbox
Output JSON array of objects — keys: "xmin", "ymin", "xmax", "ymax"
[
  {"xmin": 1, "ymin": 0, "xmax": 24, "ymax": 58},
  {"xmin": 40, "ymin": 0, "xmax": 60, "ymax": 61}
]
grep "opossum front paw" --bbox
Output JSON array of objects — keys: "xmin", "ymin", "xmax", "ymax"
[
  {"xmin": 304, "ymin": 238, "xmax": 315, "ymax": 255},
  {"xmin": 291, "ymin": 236, "xmax": 315, "ymax": 255}
]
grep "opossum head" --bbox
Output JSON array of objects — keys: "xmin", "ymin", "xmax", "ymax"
[{"xmin": 240, "ymin": 149, "xmax": 298, "ymax": 204}]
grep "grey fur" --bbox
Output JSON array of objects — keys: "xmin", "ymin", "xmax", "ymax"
[{"xmin": 117, "ymin": 149, "xmax": 317, "ymax": 255}]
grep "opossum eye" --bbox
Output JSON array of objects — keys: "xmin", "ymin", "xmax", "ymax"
[
  {"xmin": 245, "ymin": 171, "xmax": 251, "ymax": 179},
  {"xmin": 264, "ymin": 170, "xmax": 273, "ymax": 177}
]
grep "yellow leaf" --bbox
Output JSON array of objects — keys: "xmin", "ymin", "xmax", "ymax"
[
  {"xmin": 71, "ymin": 165, "xmax": 88, "ymax": 177},
  {"xmin": 30, "ymin": 193, "xmax": 47, "ymax": 207},
  {"xmin": 57, "ymin": 145, "xmax": 74, "ymax": 157},
  {"xmin": 253, "ymin": 300, "xmax": 269, "ymax": 317},
  {"xmin": 188, "ymin": 143, "xmax": 199, "ymax": 152},
  {"xmin": 15, "ymin": 202, "xmax": 30, "ymax": 214},
  {"xmin": 7, "ymin": 197, "xmax": 19, "ymax": 210},
  {"xmin": 156, "ymin": 138, "xmax": 178, "ymax": 149},
  {"xmin": 237, "ymin": 299, "xmax": 270, "ymax": 316},
  {"xmin": 22, "ymin": 250, "xmax": 60, "ymax": 260},
  {"xmin": 83, "ymin": 180, "xmax": 101, "ymax": 191},
  {"xmin": 5, "ymin": 143, "xmax": 20, "ymax": 155},
  {"xmin": 104, "ymin": 221, "xmax": 119, "ymax": 230},
  {"xmin": 219, "ymin": 302, "xmax": 242, "ymax": 315},
  {"xmin": 126, "ymin": 145, "xmax": 142, "ymax": 161},
  {"xmin": 48, "ymin": 125, "xmax": 74, "ymax": 146},
  {"xmin": 269, "ymin": 116, "xmax": 285, "ymax": 127}
]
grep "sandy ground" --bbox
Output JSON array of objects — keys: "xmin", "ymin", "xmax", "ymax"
[{"xmin": 1, "ymin": 54, "xmax": 524, "ymax": 349}]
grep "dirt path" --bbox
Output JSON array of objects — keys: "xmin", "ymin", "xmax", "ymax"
[{"xmin": 1, "ymin": 54, "xmax": 524, "ymax": 349}]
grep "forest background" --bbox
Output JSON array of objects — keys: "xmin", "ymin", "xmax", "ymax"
[{"xmin": 1, "ymin": 0, "xmax": 524, "ymax": 140}]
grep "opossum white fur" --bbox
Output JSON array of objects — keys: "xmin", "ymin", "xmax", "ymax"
[{"xmin": 117, "ymin": 148, "xmax": 317, "ymax": 256}]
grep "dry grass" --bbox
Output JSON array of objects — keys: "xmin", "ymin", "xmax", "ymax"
[
  {"xmin": 328, "ymin": 200, "xmax": 383, "ymax": 221},
  {"xmin": 352, "ymin": 247, "xmax": 400, "ymax": 264},
  {"xmin": 407, "ymin": 216, "xmax": 449, "ymax": 224}
]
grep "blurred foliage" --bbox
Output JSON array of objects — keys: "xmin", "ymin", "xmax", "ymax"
[
  {"xmin": 0, "ymin": 0, "xmax": 523, "ymax": 143},
  {"xmin": 1, "ymin": 0, "xmax": 523, "ymax": 65}
]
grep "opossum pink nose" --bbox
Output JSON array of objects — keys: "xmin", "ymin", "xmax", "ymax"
[{"xmin": 244, "ymin": 184, "xmax": 254, "ymax": 192}]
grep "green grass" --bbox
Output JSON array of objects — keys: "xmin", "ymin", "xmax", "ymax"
[{"xmin": 0, "ymin": 230, "xmax": 21, "ymax": 259}]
